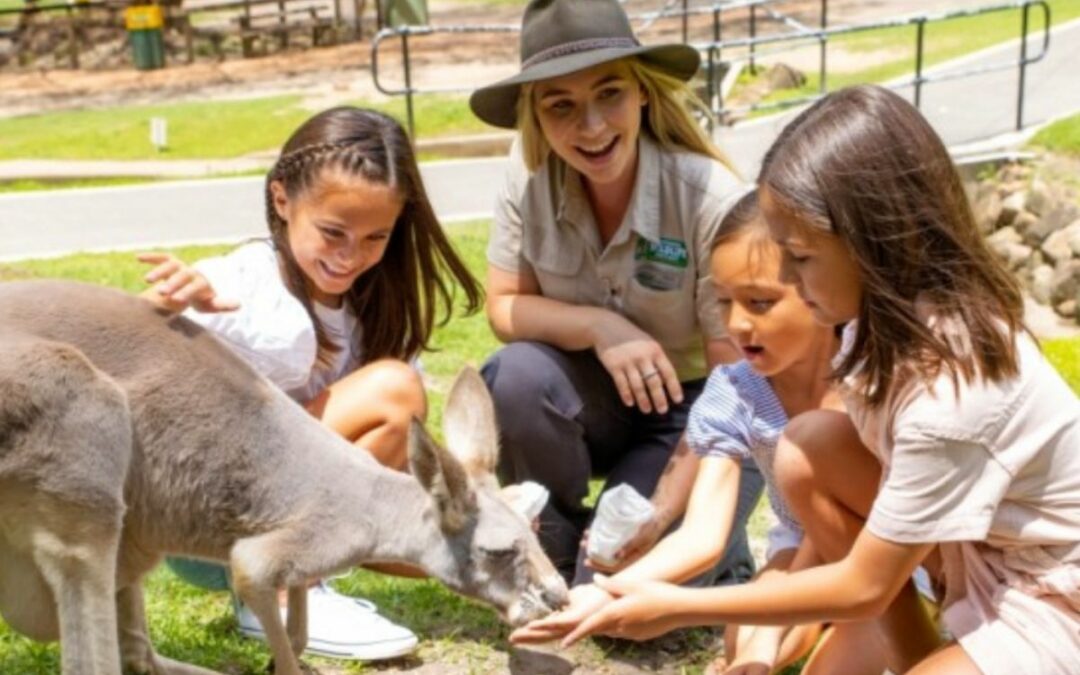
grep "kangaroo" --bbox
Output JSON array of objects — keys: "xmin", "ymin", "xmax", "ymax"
[{"xmin": 0, "ymin": 279, "xmax": 568, "ymax": 675}]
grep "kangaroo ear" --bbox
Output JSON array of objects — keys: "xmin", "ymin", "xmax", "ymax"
[
  {"xmin": 442, "ymin": 366, "xmax": 499, "ymax": 478},
  {"xmin": 408, "ymin": 417, "xmax": 475, "ymax": 532}
]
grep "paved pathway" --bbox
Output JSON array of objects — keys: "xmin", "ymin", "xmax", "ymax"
[
  {"xmin": 1, "ymin": 18, "xmax": 1078, "ymax": 262},
  {"xmin": 0, "ymin": 158, "xmax": 507, "ymax": 261}
]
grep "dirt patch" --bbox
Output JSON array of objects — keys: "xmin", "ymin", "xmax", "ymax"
[
  {"xmin": 0, "ymin": 0, "xmax": 985, "ymax": 119},
  {"xmin": 305, "ymin": 629, "xmax": 722, "ymax": 675}
]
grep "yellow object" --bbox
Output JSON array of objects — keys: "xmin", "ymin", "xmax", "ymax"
[{"xmin": 124, "ymin": 5, "xmax": 164, "ymax": 31}]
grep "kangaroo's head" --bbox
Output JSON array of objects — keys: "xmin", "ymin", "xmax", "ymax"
[{"xmin": 408, "ymin": 367, "xmax": 568, "ymax": 626}]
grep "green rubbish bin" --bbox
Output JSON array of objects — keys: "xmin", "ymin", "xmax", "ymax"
[
  {"xmin": 380, "ymin": 0, "xmax": 428, "ymax": 28},
  {"xmin": 125, "ymin": 5, "xmax": 165, "ymax": 71}
]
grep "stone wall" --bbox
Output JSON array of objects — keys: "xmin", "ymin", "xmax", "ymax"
[{"xmin": 969, "ymin": 161, "xmax": 1080, "ymax": 323}]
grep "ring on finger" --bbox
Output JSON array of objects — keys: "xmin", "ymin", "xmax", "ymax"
[{"xmin": 642, "ymin": 370, "xmax": 660, "ymax": 380}]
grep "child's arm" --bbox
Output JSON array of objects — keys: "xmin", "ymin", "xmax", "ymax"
[
  {"xmin": 614, "ymin": 454, "xmax": 740, "ymax": 583},
  {"xmin": 137, "ymin": 252, "xmax": 239, "ymax": 314},
  {"xmin": 562, "ymin": 527, "xmax": 932, "ymax": 646},
  {"xmin": 587, "ymin": 437, "xmax": 702, "ymax": 573},
  {"xmin": 510, "ymin": 454, "xmax": 742, "ymax": 644}
]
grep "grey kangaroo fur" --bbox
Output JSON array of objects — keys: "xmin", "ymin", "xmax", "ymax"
[{"xmin": 0, "ymin": 280, "xmax": 568, "ymax": 675}]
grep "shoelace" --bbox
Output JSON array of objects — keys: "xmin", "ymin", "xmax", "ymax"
[{"xmin": 311, "ymin": 582, "xmax": 380, "ymax": 614}]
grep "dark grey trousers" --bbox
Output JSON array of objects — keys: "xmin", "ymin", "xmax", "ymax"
[{"xmin": 481, "ymin": 341, "xmax": 763, "ymax": 587}]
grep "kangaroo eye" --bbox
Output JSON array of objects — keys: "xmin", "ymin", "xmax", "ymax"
[{"xmin": 479, "ymin": 545, "xmax": 517, "ymax": 561}]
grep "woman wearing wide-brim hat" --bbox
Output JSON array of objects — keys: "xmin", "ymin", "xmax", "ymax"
[{"xmin": 473, "ymin": 0, "xmax": 762, "ymax": 643}]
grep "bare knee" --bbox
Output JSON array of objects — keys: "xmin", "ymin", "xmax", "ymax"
[
  {"xmin": 774, "ymin": 410, "xmax": 857, "ymax": 503},
  {"xmin": 363, "ymin": 359, "xmax": 427, "ymax": 423},
  {"xmin": 360, "ymin": 360, "xmax": 426, "ymax": 469}
]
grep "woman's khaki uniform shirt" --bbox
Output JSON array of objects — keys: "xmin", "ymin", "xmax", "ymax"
[{"xmin": 487, "ymin": 135, "xmax": 746, "ymax": 382}]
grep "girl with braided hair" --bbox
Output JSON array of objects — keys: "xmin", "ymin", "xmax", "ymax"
[{"xmin": 137, "ymin": 106, "xmax": 482, "ymax": 661}]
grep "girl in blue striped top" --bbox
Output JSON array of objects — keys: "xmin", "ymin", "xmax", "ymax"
[{"xmin": 514, "ymin": 190, "xmax": 886, "ymax": 674}]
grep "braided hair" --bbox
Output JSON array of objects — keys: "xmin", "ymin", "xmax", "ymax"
[{"xmin": 266, "ymin": 107, "xmax": 482, "ymax": 364}]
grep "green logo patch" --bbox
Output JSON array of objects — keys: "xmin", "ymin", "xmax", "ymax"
[
  {"xmin": 634, "ymin": 237, "xmax": 688, "ymax": 291},
  {"xmin": 635, "ymin": 237, "xmax": 688, "ymax": 268}
]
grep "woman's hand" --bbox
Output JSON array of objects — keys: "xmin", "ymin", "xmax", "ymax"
[
  {"xmin": 590, "ymin": 315, "xmax": 681, "ymax": 414},
  {"xmin": 561, "ymin": 575, "xmax": 688, "ymax": 647},
  {"xmin": 138, "ymin": 253, "xmax": 238, "ymax": 314},
  {"xmin": 509, "ymin": 583, "xmax": 615, "ymax": 644}
]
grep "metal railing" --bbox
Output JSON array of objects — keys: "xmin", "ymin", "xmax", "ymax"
[
  {"xmin": 371, "ymin": 0, "xmax": 795, "ymax": 136},
  {"xmin": 371, "ymin": 0, "xmax": 1052, "ymax": 138},
  {"xmin": 706, "ymin": 0, "xmax": 1051, "ymax": 132}
]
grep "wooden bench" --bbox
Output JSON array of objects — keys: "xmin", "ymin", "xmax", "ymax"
[{"xmin": 186, "ymin": 0, "xmax": 340, "ymax": 59}]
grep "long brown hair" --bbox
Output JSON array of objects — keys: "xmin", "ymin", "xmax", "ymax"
[
  {"xmin": 759, "ymin": 85, "xmax": 1025, "ymax": 407},
  {"xmin": 266, "ymin": 107, "xmax": 482, "ymax": 363}
]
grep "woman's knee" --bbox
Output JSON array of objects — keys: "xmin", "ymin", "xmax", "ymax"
[{"xmin": 481, "ymin": 342, "xmax": 569, "ymax": 420}]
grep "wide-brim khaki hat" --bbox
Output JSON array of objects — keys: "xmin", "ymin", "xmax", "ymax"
[{"xmin": 469, "ymin": 0, "xmax": 701, "ymax": 129}]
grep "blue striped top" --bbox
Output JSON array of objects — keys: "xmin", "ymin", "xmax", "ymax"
[{"xmin": 686, "ymin": 360, "xmax": 804, "ymax": 538}]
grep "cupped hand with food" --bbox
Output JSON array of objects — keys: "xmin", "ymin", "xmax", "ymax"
[
  {"xmin": 561, "ymin": 574, "xmax": 691, "ymax": 646},
  {"xmin": 509, "ymin": 582, "xmax": 616, "ymax": 645}
]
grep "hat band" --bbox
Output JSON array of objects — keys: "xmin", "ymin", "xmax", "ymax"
[{"xmin": 521, "ymin": 36, "xmax": 640, "ymax": 70}]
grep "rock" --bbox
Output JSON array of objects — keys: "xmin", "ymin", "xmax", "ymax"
[
  {"xmin": 1051, "ymin": 260, "xmax": 1080, "ymax": 306},
  {"xmin": 766, "ymin": 63, "xmax": 806, "ymax": 90},
  {"xmin": 988, "ymin": 226, "xmax": 1022, "ymax": 246},
  {"xmin": 1042, "ymin": 229, "xmax": 1075, "ymax": 264},
  {"xmin": 1026, "ymin": 249, "xmax": 1045, "ymax": 273},
  {"xmin": 1013, "ymin": 211, "xmax": 1039, "ymax": 238},
  {"xmin": 998, "ymin": 191, "xmax": 1027, "ymax": 228},
  {"xmin": 998, "ymin": 180, "xmax": 1026, "ymax": 197},
  {"xmin": 1066, "ymin": 219, "xmax": 1080, "ymax": 257},
  {"xmin": 999, "ymin": 162, "xmax": 1030, "ymax": 183},
  {"xmin": 1025, "ymin": 204, "xmax": 1079, "ymax": 247},
  {"xmin": 1031, "ymin": 264, "xmax": 1055, "ymax": 304},
  {"xmin": 1056, "ymin": 300, "xmax": 1077, "ymax": 318},
  {"xmin": 1025, "ymin": 179, "xmax": 1052, "ymax": 216},
  {"xmin": 1005, "ymin": 243, "xmax": 1033, "ymax": 271},
  {"xmin": 974, "ymin": 191, "xmax": 1003, "ymax": 235}
]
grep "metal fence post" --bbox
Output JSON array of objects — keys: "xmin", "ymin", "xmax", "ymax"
[
  {"xmin": 914, "ymin": 18, "xmax": 925, "ymax": 108},
  {"xmin": 749, "ymin": 3, "xmax": 757, "ymax": 73},
  {"xmin": 1017, "ymin": 1, "xmax": 1031, "ymax": 131},
  {"xmin": 401, "ymin": 31, "xmax": 415, "ymax": 137},
  {"xmin": 819, "ymin": 0, "xmax": 827, "ymax": 94},
  {"xmin": 682, "ymin": 0, "xmax": 688, "ymax": 43}
]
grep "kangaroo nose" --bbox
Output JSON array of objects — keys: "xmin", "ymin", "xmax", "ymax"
[{"xmin": 542, "ymin": 583, "xmax": 569, "ymax": 610}]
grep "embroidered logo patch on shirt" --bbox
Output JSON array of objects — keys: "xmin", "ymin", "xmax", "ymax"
[{"xmin": 634, "ymin": 237, "xmax": 687, "ymax": 291}]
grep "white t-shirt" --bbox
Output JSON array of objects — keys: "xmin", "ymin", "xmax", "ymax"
[{"xmin": 182, "ymin": 240, "xmax": 361, "ymax": 404}]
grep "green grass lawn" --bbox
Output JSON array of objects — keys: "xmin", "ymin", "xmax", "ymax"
[
  {"xmin": 741, "ymin": 0, "xmax": 1080, "ymax": 111},
  {"xmin": 0, "ymin": 222, "xmax": 1078, "ymax": 673},
  {"xmin": 0, "ymin": 93, "xmax": 488, "ymax": 162},
  {"xmin": 1029, "ymin": 111, "xmax": 1080, "ymax": 157}
]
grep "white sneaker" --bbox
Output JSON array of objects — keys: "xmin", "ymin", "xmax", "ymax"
[{"xmin": 235, "ymin": 582, "xmax": 418, "ymax": 661}]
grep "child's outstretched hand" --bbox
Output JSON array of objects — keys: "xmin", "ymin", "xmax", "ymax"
[
  {"xmin": 138, "ymin": 252, "xmax": 239, "ymax": 314},
  {"xmin": 561, "ymin": 574, "xmax": 687, "ymax": 647},
  {"xmin": 509, "ymin": 583, "xmax": 614, "ymax": 644}
]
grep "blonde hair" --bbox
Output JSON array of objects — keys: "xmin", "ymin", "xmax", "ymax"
[{"xmin": 515, "ymin": 57, "xmax": 737, "ymax": 176}]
